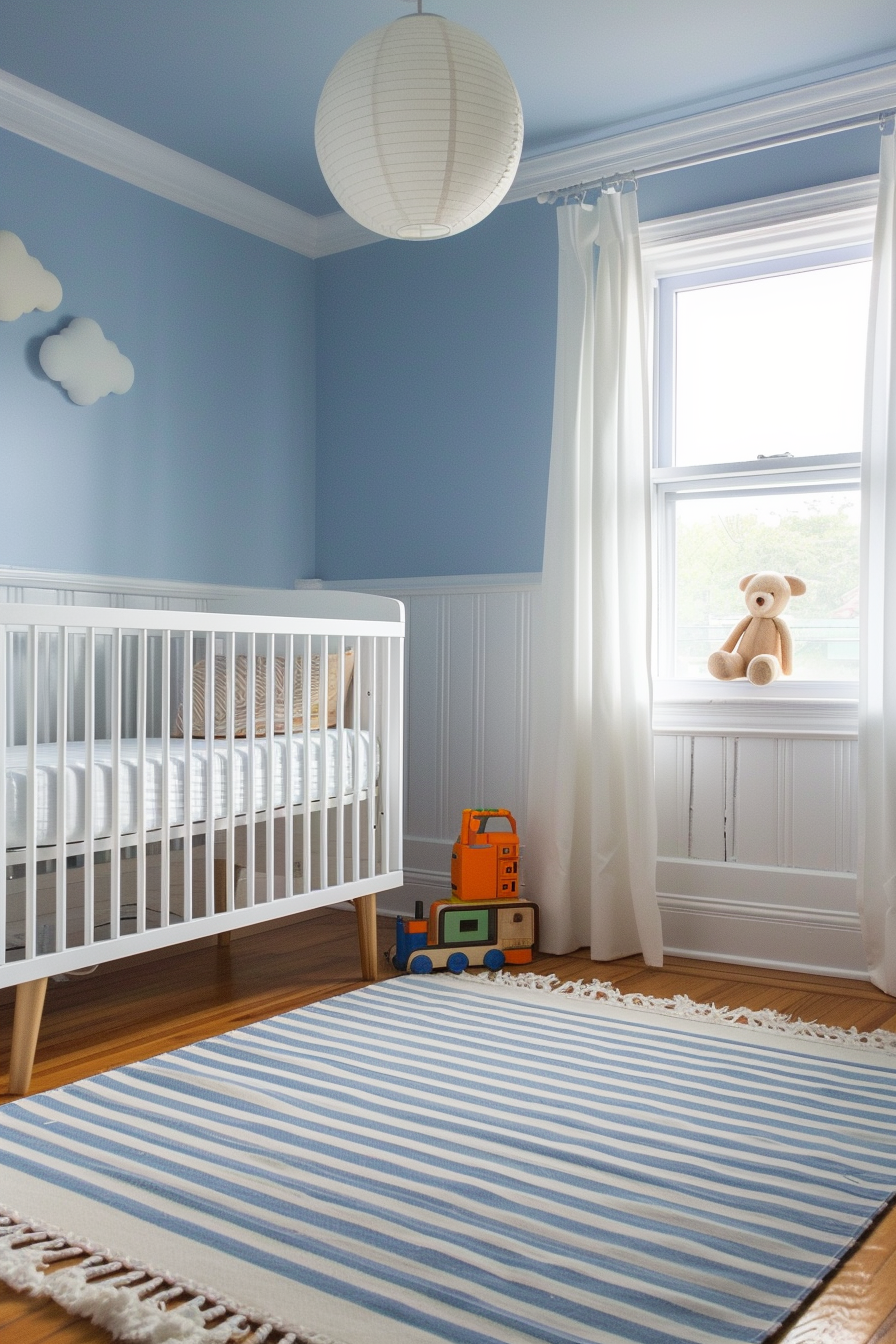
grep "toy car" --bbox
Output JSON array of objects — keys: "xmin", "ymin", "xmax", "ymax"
[{"xmin": 390, "ymin": 898, "xmax": 536, "ymax": 974}]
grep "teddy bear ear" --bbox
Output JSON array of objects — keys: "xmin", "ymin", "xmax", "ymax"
[
  {"xmin": 738, "ymin": 574, "xmax": 756, "ymax": 592},
  {"xmin": 784, "ymin": 575, "xmax": 807, "ymax": 596}
]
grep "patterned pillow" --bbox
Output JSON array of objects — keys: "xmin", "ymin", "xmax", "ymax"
[{"xmin": 174, "ymin": 649, "xmax": 354, "ymax": 738}]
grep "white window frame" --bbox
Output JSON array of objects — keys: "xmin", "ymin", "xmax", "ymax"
[{"xmin": 641, "ymin": 176, "xmax": 876, "ymax": 731}]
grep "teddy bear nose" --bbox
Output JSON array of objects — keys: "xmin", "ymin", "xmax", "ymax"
[{"xmin": 756, "ymin": 596, "xmax": 765, "ymax": 606}]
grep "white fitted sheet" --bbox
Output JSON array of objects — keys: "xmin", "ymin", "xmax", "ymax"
[{"xmin": 5, "ymin": 730, "xmax": 372, "ymax": 849}]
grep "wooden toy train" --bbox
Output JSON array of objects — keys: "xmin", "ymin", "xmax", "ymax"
[
  {"xmin": 391, "ymin": 898, "xmax": 536, "ymax": 974},
  {"xmin": 391, "ymin": 809, "xmax": 535, "ymax": 974}
]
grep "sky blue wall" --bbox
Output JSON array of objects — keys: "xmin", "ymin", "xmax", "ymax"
[
  {"xmin": 314, "ymin": 125, "xmax": 882, "ymax": 580},
  {"xmin": 0, "ymin": 129, "xmax": 316, "ymax": 587},
  {"xmin": 315, "ymin": 198, "xmax": 558, "ymax": 579}
]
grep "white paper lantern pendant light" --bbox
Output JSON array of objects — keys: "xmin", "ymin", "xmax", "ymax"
[{"xmin": 315, "ymin": 1, "xmax": 523, "ymax": 240}]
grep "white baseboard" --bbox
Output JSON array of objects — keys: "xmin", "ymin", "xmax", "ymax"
[
  {"xmin": 657, "ymin": 856, "xmax": 858, "ymax": 910},
  {"xmin": 657, "ymin": 857, "xmax": 866, "ymax": 977},
  {"xmin": 660, "ymin": 944, "xmax": 871, "ymax": 981}
]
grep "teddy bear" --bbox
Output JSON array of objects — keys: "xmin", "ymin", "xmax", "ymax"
[{"xmin": 707, "ymin": 571, "xmax": 806, "ymax": 685}]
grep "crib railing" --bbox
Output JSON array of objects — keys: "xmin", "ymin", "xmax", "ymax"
[{"xmin": 0, "ymin": 602, "xmax": 404, "ymax": 988}]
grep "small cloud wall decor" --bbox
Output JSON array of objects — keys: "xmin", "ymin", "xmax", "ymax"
[
  {"xmin": 0, "ymin": 230, "xmax": 62, "ymax": 321},
  {"xmin": 39, "ymin": 317, "xmax": 134, "ymax": 406}
]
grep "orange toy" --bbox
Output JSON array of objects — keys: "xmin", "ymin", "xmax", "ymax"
[{"xmin": 450, "ymin": 808, "xmax": 519, "ymax": 902}]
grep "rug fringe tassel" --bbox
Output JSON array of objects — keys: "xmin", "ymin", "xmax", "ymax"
[
  {"xmin": 0, "ymin": 1214, "xmax": 341, "ymax": 1344},
  {"xmin": 476, "ymin": 971, "xmax": 896, "ymax": 1053}
]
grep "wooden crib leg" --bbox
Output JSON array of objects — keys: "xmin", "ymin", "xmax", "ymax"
[
  {"xmin": 7, "ymin": 977, "xmax": 48, "ymax": 1095},
  {"xmin": 353, "ymin": 894, "xmax": 378, "ymax": 981}
]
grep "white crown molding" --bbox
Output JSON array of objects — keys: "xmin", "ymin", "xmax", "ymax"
[
  {"xmin": 505, "ymin": 60, "xmax": 896, "ymax": 203},
  {"xmin": 1, "ymin": 58, "xmax": 893, "ymax": 258},
  {"xmin": 312, "ymin": 210, "xmax": 383, "ymax": 257},
  {"xmin": 0, "ymin": 67, "xmax": 321, "ymax": 258}
]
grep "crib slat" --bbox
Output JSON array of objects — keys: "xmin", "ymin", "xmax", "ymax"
[
  {"xmin": 336, "ymin": 635, "xmax": 345, "ymax": 888},
  {"xmin": 0, "ymin": 628, "xmax": 7, "ymax": 966},
  {"xmin": 351, "ymin": 635, "xmax": 360, "ymax": 884},
  {"xmin": 24, "ymin": 627, "xmax": 37, "ymax": 961},
  {"xmin": 246, "ymin": 632, "xmax": 255, "ymax": 907},
  {"xmin": 110, "ymin": 628, "xmax": 122, "ymax": 941},
  {"xmin": 367, "ymin": 635, "xmax": 377, "ymax": 880},
  {"xmin": 136, "ymin": 629, "xmax": 147, "ymax": 935},
  {"xmin": 225, "ymin": 631, "xmax": 235, "ymax": 913},
  {"xmin": 284, "ymin": 634, "xmax": 294, "ymax": 898},
  {"xmin": 391, "ymin": 634, "xmax": 404, "ymax": 877},
  {"xmin": 54, "ymin": 629, "xmax": 68, "ymax": 953},
  {"xmin": 320, "ymin": 636, "xmax": 330, "ymax": 892},
  {"xmin": 182, "ymin": 630, "xmax": 193, "ymax": 925},
  {"xmin": 83, "ymin": 628, "xmax": 95, "ymax": 947},
  {"xmin": 204, "ymin": 632, "xmax": 214, "ymax": 919},
  {"xmin": 380, "ymin": 636, "xmax": 391, "ymax": 877},
  {"xmin": 302, "ymin": 634, "xmax": 311, "ymax": 894},
  {"xmin": 160, "ymin": 629, "xmax": 171, "ymax": 929},
  {"xmin": 264, "ymin": 634, "xmax": 274, "ymax": 903}
]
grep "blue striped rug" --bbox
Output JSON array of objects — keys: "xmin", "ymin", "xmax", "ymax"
[{"xmin": 1, "ymin": 974, "xmax": 896, "ymax": 1344}]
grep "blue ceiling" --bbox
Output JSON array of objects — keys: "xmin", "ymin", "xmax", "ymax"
[{"xmin": 0, "ymin": 0, "xmax": 895, "ymax": 216}]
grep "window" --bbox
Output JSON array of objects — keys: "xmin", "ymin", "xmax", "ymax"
[{"xmin": 652, "ymin": 243, "xmax": 871, "ymax": 689}]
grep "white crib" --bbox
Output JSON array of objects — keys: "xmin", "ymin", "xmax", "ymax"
[{"xmin": 0, "ymin": 588, "xmax": 404, "ymax": 1093}]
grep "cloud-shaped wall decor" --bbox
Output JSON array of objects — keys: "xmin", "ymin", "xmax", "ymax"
[
  {"xmin": 39, "ymin": 317, "xmax": 134, "ymax": 406},
  {"xmin": 0, "ymin": 230, "xmax": 62, "ymax": 322}
]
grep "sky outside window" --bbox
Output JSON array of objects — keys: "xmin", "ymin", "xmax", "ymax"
[{"xmin": 674, "ymin": 261, "xmax": 871, "ymax": 466}]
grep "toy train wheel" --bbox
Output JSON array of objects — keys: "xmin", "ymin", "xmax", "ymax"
[
  {"xmin": 483, "ymin": 948, "xmax": 505, "ymax": 971},
  {"xmin": 446, "ymin": 952, "xmax": 469, "ymax": 974},
  {"xmin": 409, "ymin": 954, "xmax": 433, "ymax": 974}
]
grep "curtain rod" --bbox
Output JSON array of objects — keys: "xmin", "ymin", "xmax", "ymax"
[{"xmin": 536, "ymin": 107, "xmax": 896, "ymax": 204}]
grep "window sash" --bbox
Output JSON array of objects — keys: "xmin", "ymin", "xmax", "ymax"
[
  {"xmin": 654, "ymin": 248, "xmax": 871, "ymax": 470},
  {"xmin": 654, "ymin": 462, "xmax": 861, "ymax": 682}
]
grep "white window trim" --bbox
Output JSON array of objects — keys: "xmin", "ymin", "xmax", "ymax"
[
  {"xmin": 640, "ymin": 174, "xmax": 877, "ymax": 280},
  {"xmin": 642, "ymin": 175, "xmax": 874, "ymax": 734}
]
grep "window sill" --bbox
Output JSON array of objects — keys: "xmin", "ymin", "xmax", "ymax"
[{"xmin": 653, "ymin": 680, "xmax": 858, "ymax": 738}]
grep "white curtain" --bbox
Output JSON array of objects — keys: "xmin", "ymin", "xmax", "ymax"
[
  {"xmin": 859, "ymin": 122, "xmax": 896, "ymax": 996},
  {"xmin": 525, "ymin": 190, "xmax": 663, "ymax": 965}
]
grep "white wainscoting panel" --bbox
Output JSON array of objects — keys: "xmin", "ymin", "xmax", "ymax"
[
  {"xmin": 302, "ymin": 575, "xmax": 536, "ymax": 915},
  {"xmin": 654, "ymin": 732, "xmax": 859, "ymax": 874},
  {"xmin": 399, "ymin": 583, "xmax": 532, "ymax": 897},
  {"xmin": 653, "ymin": 713, "xmax": 862, "ymax": 975}
]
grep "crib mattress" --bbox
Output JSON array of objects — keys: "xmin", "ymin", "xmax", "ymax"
[{"xmin": 4, "ymin": 730, "xmax": 372, "ymax": 849}]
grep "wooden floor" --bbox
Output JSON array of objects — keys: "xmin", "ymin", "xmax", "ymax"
[{"xmin": 1, "ymin": 910, "xmax": 895, "ymax": 1342}]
